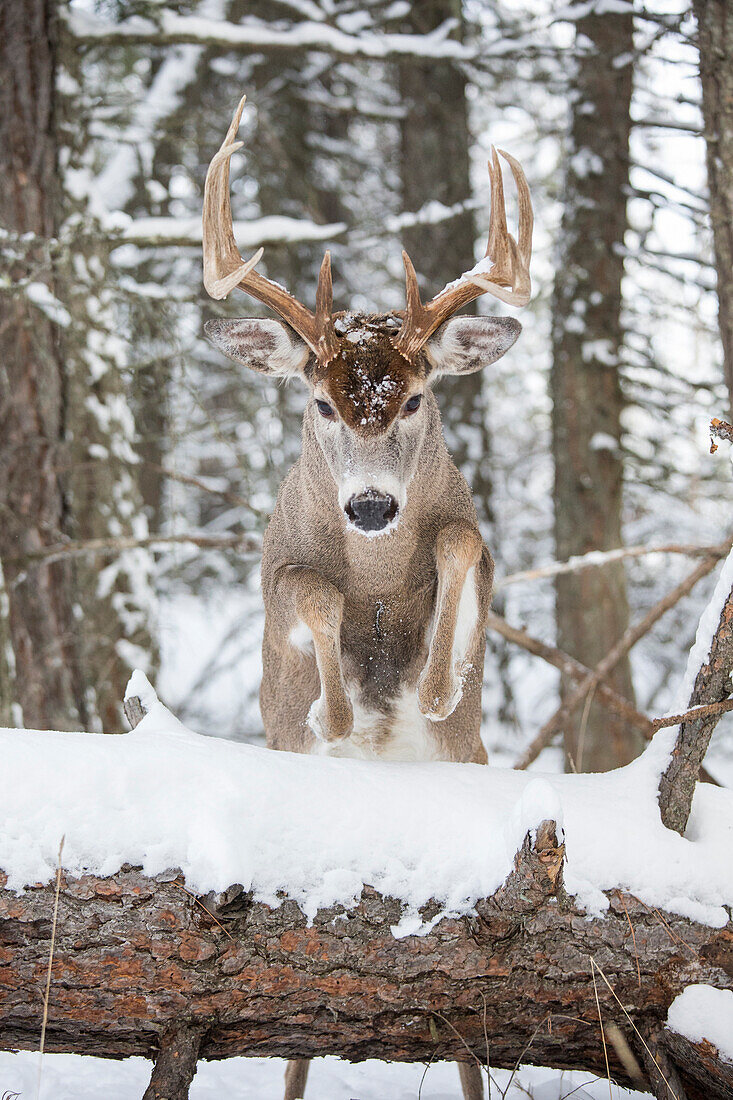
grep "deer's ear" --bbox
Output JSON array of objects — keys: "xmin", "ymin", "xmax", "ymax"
[
  {"xmin": 423, "ymin": 316, "xmax": 522, "ymax": 379},
  {"xmin": 204, "ymin": 318, "xmax": 310, "ymax": 378}
]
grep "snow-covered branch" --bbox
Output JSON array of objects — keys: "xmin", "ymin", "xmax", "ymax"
[
  {"xmin": 68, "ymin": 9, "xmax": 487, "ymax": 62},
  {"xmin": 116, "ymin": 215, "xmax": 346, "ymax": 249},
  {"xmin": 659, "ymin": 542, "xmax": 733, "ymax": 833}
]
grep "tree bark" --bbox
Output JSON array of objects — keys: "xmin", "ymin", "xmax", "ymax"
[
  {"xmin": 0, "ymin": 4, "xmax": 157, "ymax": 732},
  {"xmin": 659, "ymin": 574, "xmax": 733, "ymax": 834},
  {"xmin": 1, "ymin": 851, "xmax": 731, "ymax": 1099},
  {"xmin": 550, "ymin": 2, "xmax": 641, "ymax": 772},
  {"xmin": 0, "ymin": 0, "xmax": 89, "ymax": 730},
  {"xmin": 694, "ymin": 1, "xmax": 733, "ymax": 416}
]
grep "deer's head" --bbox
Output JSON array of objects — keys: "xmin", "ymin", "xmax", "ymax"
[{"xmin": 204, "ymin": 97, "xmax": 533, "ymax": 536}]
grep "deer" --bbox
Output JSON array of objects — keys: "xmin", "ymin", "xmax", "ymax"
[{"xmin": 203, "ymin": 95, "xmax": 532, "ymax": 1100}]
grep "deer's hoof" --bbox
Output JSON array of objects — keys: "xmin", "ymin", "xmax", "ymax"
[
  {"xmin": 307, "ymin": 693, "xmax": 353, "ymax": 742},
  {"xmin": 416, "ymin": 667, "xmax": 462, "ymax": 722}
]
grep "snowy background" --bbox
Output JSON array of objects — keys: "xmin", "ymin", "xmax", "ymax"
[{"xmin": 2, "ymin": 0, "xmax": 733, "ymax": 1095}]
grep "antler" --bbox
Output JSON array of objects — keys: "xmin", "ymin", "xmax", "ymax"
[
  {"xmin": 393, "ymin": 147, "xmax": 533, "ymax": 361},
  {"xmin": 203, "ymin": 95, "xmax": 339, "ymax": 363}
]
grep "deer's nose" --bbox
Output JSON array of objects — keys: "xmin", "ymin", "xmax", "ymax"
[{"xmin": 345, "ymin": 490, "xmax": 398, "ymax": 532}]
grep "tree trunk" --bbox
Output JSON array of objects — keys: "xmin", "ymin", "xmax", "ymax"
[
  {"xmin": 694, "ymin": 0, "xmax": 733, "ymax": 417},
  {"xmin": 0, "ymin": 8, "xmax": 156, "ymax": 733},
  {"xmin": 1, "ymin": 847, "xmax": 731, "ymax": 1099},
  {"xmin": 397, "ymin": 1, "xmax": 494, "ymax": 530},
  {"xmin": 550, "ymin": 2, "xmax": 642, "ymax": 772},
  {"xmin": 0, "ymin": 0, "xmax": 89, "ymax": 730},
  {"xmin": 691, "ymin": 0, "xmax": 730, "ymax": 415}
]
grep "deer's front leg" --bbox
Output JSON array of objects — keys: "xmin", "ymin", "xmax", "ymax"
[
  {"xmin": 417, "ymin": 522, "xmax": 491, "ymax": 722},
  {"xmin": 275, "ymin": 566, "xmax": 353, "ymax": 742}
]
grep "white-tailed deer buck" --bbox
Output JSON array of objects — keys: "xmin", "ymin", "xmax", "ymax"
[{"xmin": 203, "ymin": 96, "xmax": 532, "ymax": 1100}]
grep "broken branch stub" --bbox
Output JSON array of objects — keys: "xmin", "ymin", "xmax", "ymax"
[
  {"xmin": 493, "ymin": 818, "xmax": 565, "ymax": 912},
  {"xmin": 123, "ymin": 694, "xmax": 147, "ymax": 730},
  {"xmin": 659, "ymin": 581, "xmax": 733, "ymax": 834}
]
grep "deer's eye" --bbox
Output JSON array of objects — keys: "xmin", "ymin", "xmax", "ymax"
[
  {"xmin": 316, "ymin": 399, "xmax": 335, "ymax": 419},
  {"xmin": 403, "ymin": 394, "xmax": 422, "ymax": 415}
]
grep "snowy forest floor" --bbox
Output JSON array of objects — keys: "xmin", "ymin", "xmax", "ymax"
[{"xmin": 0, "ymin": 1050, "xmax": 653, "ymax": 1099}]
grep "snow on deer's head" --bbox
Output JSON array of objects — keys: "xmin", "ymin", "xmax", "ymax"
[{"xmin": 203, "ymin": 95, "xmax": 532, "ymax": 536}]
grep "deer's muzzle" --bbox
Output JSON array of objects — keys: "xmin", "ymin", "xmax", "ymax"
[{"xmin": 345, "ymin": 490, "xmax": 399, "ymax": 533}]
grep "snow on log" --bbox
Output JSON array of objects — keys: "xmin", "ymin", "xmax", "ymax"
[{"xmin": 1, "ymin": 677, "xmax": 732, "ymax": 1097}]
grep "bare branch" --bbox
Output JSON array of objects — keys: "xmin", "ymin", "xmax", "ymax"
[
  {"xmin": 486, "ymin": 610, "xmax": 654, "ymax": 736},
  {"xmin": 494, "ymin": 541, "xmax": 729, "ymax": 591},
  {"xmin": 118, "ymin": 215, "xmax": 345, "ymax": 250},
  {"xmin": 515, "ymin": 545, "xmax": 732, "ymax": 770},
  {"xmin": 3, "ymin": 532, "xmax": 261, "ymax": 568}
]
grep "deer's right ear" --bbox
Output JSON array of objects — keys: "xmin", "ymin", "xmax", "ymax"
[{"xmin": 204, "ymin": 318, "xmax": 310, "ymax": 378}]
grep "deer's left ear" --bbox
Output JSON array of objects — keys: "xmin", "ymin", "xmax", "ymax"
[
  {"xmin": 423, "ymin": 316, "xmax": 522, "ymax": 379},
  {"xmin": 204, "ymin": 318, "xmax": 310, "ymax": 378}
]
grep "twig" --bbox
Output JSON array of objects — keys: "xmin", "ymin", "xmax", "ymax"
[
  {"xmin": 481, "ymin": 992, "xmax": 491, "ymax": 1100},
  {"xmin": 651, "ymin": 696, "xmax": 733, "ymax": 729},
  {"xmin": 617, "ymin": 893, "xmax": 642, "ymax": 990},
  {"xmin": 501, "ymin": 1014, "xmax": 552, "ymax": 1098},
  {"xmin": 4, "ymin": 531, "xmax": 261, "ymax": 567},
  {"xmin": 590, "ymin": 960, "xmax": 612, "ymax": 1098},
  {"xmin": 590, "ymin": 959, "xmax": 682, "ymax": 1100},
  {"xmin": 143, "ymin": 460, "xmax": 269, "ymax": 518},
  {"xmin": 37, "ymin": 836, "xmax": 64, "ymax": 1100},
  {"xmin": 640, "ymin": 903, "xmax": 699, "ymax": 962},
  {"xmin": 486, "ymin": 611, "xmax": 654, "ymax": 736},
  {"xmin": 495, "ymin": 541, "xmax": 728, "ymax": 591},
  {"xmin": 516, "ymin": 545, "xmax": 731, "ymax": 770},
  {"xmin": 417, "ymin": 1046, "xmax": 441, "ymax": 1100},
  {"xmin": 171, "ymin": 881, "xmax": 234, "ymax": 941}
]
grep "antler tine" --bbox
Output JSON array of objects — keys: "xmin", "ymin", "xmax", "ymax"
[
  {"xmin": 485, "ymin": 147, "xmax": 513, "ymax": 287},
  {"xmin": 203, "ymin": 95, "xmax": 260, "ymax": 300},
  {"xmin": 497, "ymin": 148, "xmax": 533, "ymax": 267},
  {"xmin": 203, "ymin": 95, "xmax": 339, "ymax": 362},
  {"xmin": 393, "ymin": 147, "xmax": 533, "ymax": 360}
]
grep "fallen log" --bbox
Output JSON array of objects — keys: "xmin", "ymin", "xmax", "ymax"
[
  {"xmin": 1, "ymin": 678, "xmax": 732, "ymax": 1098},
  {"xmin": 1, "ymin": 850, "xmax": 731, "ymax": 1098}
]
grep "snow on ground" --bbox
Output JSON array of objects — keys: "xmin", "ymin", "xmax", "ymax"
[
  {"xmin": 1, "ymin": 681, "xmax": 732, "ymax": 931},
  {"xmin": 666, "ymin": 985, "xmax": 733, "ymax": 1064},
  {"xmin": 0, "ymin": 1050, "xmax": 654, "ymax": 1100}
]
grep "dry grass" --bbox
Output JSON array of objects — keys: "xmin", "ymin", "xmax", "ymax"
[{"xmin": 36, "ymin": 836, "xmax": 64, "ymax": 1100}]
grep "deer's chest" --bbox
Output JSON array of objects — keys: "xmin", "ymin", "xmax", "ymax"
[
  {"xmin": 316, "ymin": 685, "xmax": 440, "ymax": 762},
  {"xmin": 317, "ymin": 593, "xmax": 438, "ymax": 762}
]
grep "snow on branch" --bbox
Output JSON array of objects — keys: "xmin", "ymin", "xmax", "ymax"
[
  {"xmin": 116, "ymin": 214, "xmax": 346, "ymax": 250},
  {"xmin": 1, "ymin": 676, "xmax": 732, "ymax": 1096},
  {"xmin": 68, "ymin": 8, "xmax": 486, "ymax": 62},
  {"xmin": 657, "ymin": 421, "xmax": 733, "ymax": 834}
]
